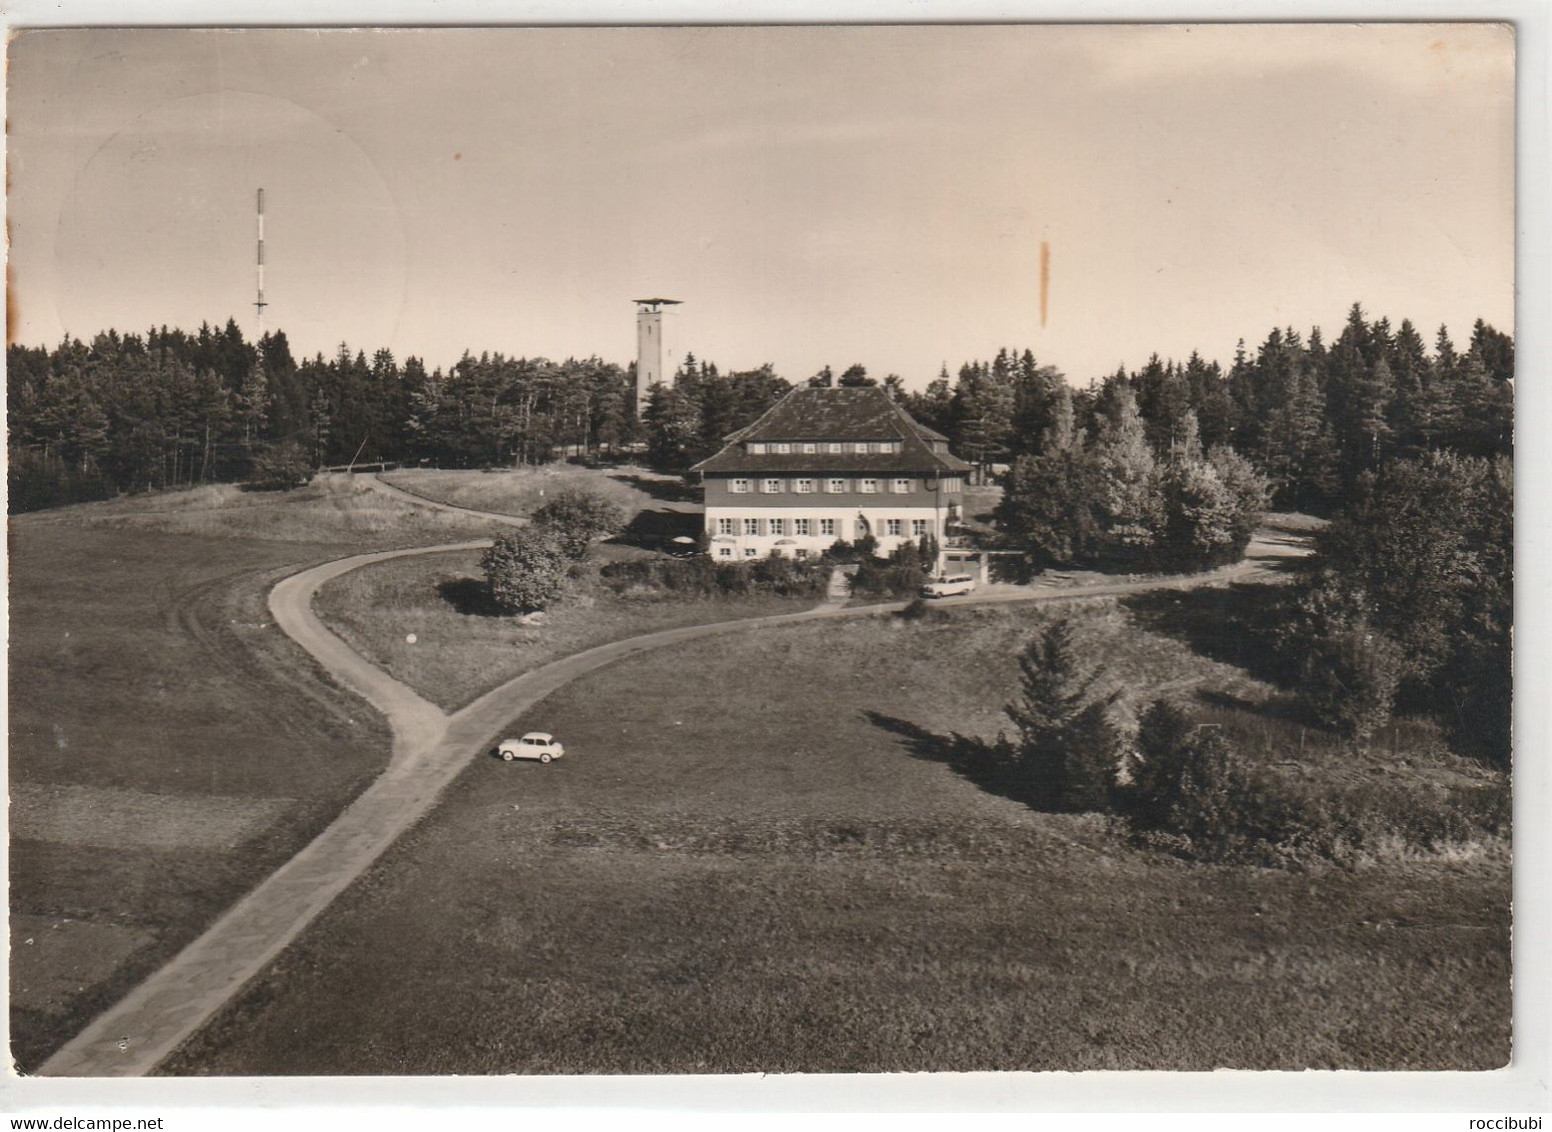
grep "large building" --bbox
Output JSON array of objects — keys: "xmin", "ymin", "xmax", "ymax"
[{"xmin": 690, "ymin": 385, "xmax": 973, "ymax": 561}]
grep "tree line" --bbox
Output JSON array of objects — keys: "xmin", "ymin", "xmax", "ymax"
[
  {"xmin": 7, "ymin": 303, "xmax": 1511, "ymax": 517},
  {"xmin": 6, "ymin": 320, "xmax": 642, "ymax": 512}
]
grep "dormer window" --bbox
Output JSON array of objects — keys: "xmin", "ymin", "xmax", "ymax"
[
  {"xmin": 827, "ymin": 442, "xmax": 846, "ymax": 454},
  {"xmin": 852, "ymin": 442, "xmax": 869, "ymax": 454},
  {"xmin": 802, "ymin": 442, "xmax": 818, "ymax": 454},
  {"xmin": 772, "ymin": 442, "xmax": 791, "ymax": 454},
  {"xmin": 748, "ymin": 443, "xmax": 767, "ymax": 455}
]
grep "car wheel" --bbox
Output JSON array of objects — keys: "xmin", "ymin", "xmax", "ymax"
[
  {"xmin": 540, "ymin": 752, "xmax": 552, "ymax": 764},
  {"xmin": 502, "ymin": 750, "xmax": 515, "ymax": 762}
]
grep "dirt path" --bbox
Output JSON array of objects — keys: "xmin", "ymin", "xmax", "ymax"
[{"xmin": 38, "ymin": 527, "xmax": 1303, "ymax": 1076}]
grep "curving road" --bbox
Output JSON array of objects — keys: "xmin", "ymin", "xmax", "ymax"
[{"xmin": 39, "ymin": 515, "xmax": 1300, "ymax": 1076}]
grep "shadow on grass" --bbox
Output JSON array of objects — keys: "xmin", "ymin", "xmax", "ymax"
[
  {"xmin": 607, "ymin": 507, "xmax": 704, "ymax": 552},
  {"xmin": 437, "ymin": 577, "xmax": 507, "ymax": 617},
  {"xmin": 864, "ymin": 710, "xmax": 1061, "ymax": 811},
  {"xmin": 608, "ymin": 473, "xmax": 700, "ymax": 504},
  {"xmin": 1122, "ymin": 583, "xmax": 1297, "ymax": 688}
]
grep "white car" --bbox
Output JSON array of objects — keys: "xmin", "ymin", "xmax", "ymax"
[
  {"xmin": 498, "ymin": 731, "xmax": 566, "ymax": 763},
  {"xmin": 920, "ymin": 573, "xmax": 978, "ymax": 598}
]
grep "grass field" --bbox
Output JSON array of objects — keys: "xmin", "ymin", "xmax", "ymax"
[
  {"xmin": 4, "ymin": 473, "xmax": 502, "ymax": 1070},
  {"xmin": 379, "ymin": 465, "xmax": 670, "ymax": 521},
  {"xmin": 29, "ymin": 474, "xmax": 509, "ymax": 547},
  {"xmin": 165, "ymin": 600, "xmax": 1509, "ymax": 1074},
  {"xmin": 312, "ymin": 550, "xmax": 826, "ymax": 711}
]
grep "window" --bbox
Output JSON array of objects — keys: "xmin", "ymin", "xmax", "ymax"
[
  {"xmin": 770, "ymin": 518, "xmax": 786, "ymax": 536},
  {"xmin": 794, "ymin": 518, "xmax": 811, "ymax": 536},
  {"xmin": 885, "ymin": 519, "xmax": 903, "ymax": 537},
  {"xmin": 892, "ymin": 478, "xmax": 913, "ymax": 494},
  {"xmin": 941, "ymin": 477, "xmax": 963, "ymax": 493},
  {"xmin": 852, "ymin": 442, "xmax": 870, "ymax": 454},
  {"xmin": 911, "ymin": 519, "xmax": 929, "ymax": 537},
  {"xmin": 802, "ymin": 443, "xmax": 818, "ymax": 454},
  {"xmin": 716, "ymin": 517, "xmax": 735, "ymax": 535},
  {"xmin": 820, "ymin": 518, "xmax": 836, "ymax": 536},
  {"xmin": 763, "ymin": 478, "xmax": 784, "ymax": 494},
  {"xmin": 731, "ymin": 478, "xmax": 751, "ymax": 494},
  {"xmin": 795, "ymin": 548, "xmax": 809, "ymax": 559},
  {"xmin": 827, "ymin": 442, "xmax": 846, "ymax": 454},
  {"xmin": 743, "ymin": 518, "xmax": 760, "ymax": 536},
  {"xmin": 859, "ymin": 478, "xmax": 880, "ymax": 494},
  {"xmin": 718, "ymin": 547, "xmax": 733, "ymax": 558},
  {"xmin": 744, "ymin": 548, "xmax": 758, "ymax": 558},
  {"xmin": 795, "ymin": 478, "xmax": 815, "ymax": 494},
  {"xmin": 772, "ymin": 442, "xmax": 791, "ymax": 454},
  {"xmin": 826, "ymin": 478, "xmax": 847, "ymax": 494},
  {"xmin": 747, "ymin": 443, "xmax": 766, "ymax": 455}
]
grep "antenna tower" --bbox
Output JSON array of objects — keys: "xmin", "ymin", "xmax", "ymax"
[{"xmin": 254, "ymin": 189, "xmax": 269, "ymax": 336}]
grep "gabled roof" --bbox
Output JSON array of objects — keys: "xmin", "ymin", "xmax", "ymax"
[{"xmin": 690, "ymin": 385, "xmax": 971, "ymax": 475}]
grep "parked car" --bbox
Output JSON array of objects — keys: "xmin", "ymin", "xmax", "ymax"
[
  {"xmin": 498, "ymin": 731, "xmax": 566, "ymax": 763},
  {"xmin": 920, "ymin": 573, "xmax": 978, "ymax": 598}
]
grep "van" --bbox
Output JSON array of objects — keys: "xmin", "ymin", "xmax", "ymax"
[{"xmin": 921, "ymin": 574, "xmax": 977, "ymax": 598}]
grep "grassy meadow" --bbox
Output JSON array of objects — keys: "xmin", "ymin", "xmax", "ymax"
[
  {"xmin": 24, "ymin": 473, "xmax": 511, "ymax": 547},
  {"xmin": 379, "ymin": 465, "xmax": 672, "ymax": 521},
  {"xmin": 312, "ymin": 549, "xmax": 826, "ymax": 711},
  {"xmin": 165, "ymin": 599, "xmax": 1509, "ymax": 1074},
  {"xmin": 7, "ymin": 468, "xmax": 566, "ymax": 1069}
]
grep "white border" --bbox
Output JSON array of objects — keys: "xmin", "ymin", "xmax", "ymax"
[{"xmin": 2, "ymin": 1, "xmax": 1547, "ymax": 1120}]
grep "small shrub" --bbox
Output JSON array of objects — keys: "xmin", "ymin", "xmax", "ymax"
[
  {"xmin": 1304, "ymin": 625, "xmax": 1406, "ymax": 745},
  {"xmin": 532, "ymin": 489, "xmax": 625, "ymax": 558},
  {"xmin": 822, "ymin": 538, "xmax": 859, "ymax": 564},
  {"xmin": 482, "ymin": 526, "xmax": 570, "ymax": 613},
  {"xmin": 246, "ymin": 440, "xmax": 314, "ymax": 492},
  {"xmin": 1125, "ymin": 701, "xmax": 1268, "ymax": 850},
  {"xmin": 598, "ymin": 556, "xmax": 829, "ymax": 600},
  {"xmin": 849, "ymin": 541, "xmax": 930, "ymax": 599}
]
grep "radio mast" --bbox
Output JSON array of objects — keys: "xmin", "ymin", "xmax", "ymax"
[{"xmin": 254, "ymin": 189, "xmax": 269, "ymax": 336}]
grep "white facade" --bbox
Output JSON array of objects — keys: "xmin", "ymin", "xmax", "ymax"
[
  {"xmin": 704, "ymin": 503, "xmax": 950, "ymax": 560},
  {"xmin": 635, "ymin": 307, "xmax": 664, "ymax": 410}
]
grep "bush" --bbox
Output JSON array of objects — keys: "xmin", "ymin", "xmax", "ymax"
[
  {"xmin": 1124, "ymin": 699, "xmax": 1508, "ymax": 866},
  {"xmin": 849, "ymin": 540, "xmax": 930, "ymax": 599},
  {"xmin": 247, "ymin": 440, "xmax": 314, "ymax": 492},
  {"xmin": 532, "ymin": 489, "xmax": 624, "ymax": 558},
  {"xmin": 482, "ymin": 526, "xmax": 570, "ymax": 613},
  {"xmin": 598, "ymin": 555, "xmax": 829, "ymax": 600},
  {"xmin": 1302, "ymin": 625, "xmax": 1406, "ymax": 745}
]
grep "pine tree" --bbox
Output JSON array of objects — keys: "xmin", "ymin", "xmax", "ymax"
[{"xmin": 1005, "ymin": 615, "xmax": 1123, "ymax": 810}]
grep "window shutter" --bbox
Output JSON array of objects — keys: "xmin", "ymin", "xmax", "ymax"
[{"xmin": 758, "ymin": 517, "xmax": 768, "ymax": 537}]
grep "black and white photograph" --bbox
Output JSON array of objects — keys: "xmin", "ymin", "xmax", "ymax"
[{"xmin": 1, "ymin": 13, "xmax": 1537, "ymax": 1109}]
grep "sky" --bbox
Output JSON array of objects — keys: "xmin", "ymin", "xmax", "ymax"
[{"xmin": 5, "ymin": 24, "xmax": 1516, "ymax": 389}]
